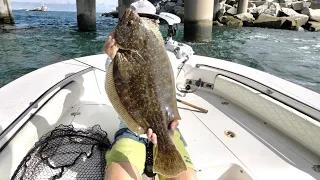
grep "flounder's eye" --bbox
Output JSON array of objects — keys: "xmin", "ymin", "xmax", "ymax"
[{"xmin": 128, "ymin": 20, "xmax": 134, "ymax": 26}]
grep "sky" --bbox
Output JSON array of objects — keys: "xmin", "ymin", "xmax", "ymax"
[
  {"xmin": 11, "ymin": 0, "xmax": 117, "ymax": 5},
  {"xmin": 10, "ymin": 0, "xmax": 117, "ymax": 12}
]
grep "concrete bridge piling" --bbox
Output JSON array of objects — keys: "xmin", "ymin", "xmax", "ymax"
[
  {"xmin": 118, "ymin": 0, "xmax": 139, "ymax": 19},
  {"xmin": 184, "ymin": 0, "xmax": 214, "ymax": 42},
  {"xmin": 76, "ymin": 0, "xmax": 96, "ymax": 31},
  {"xmin": 237, "ymin": 0, "xmax": 249, "ymax": 14},
  {"xmin": 0, "ymin": 0, "xmax": 14, "ymax": 24},
  {"xmin": 213, "ymin": 0, "xmax": 220, "ymax": 20}
]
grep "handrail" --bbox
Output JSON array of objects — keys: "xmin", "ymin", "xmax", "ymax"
[{"xmin": 195, "ymin": 63, "xmax": 320, "ymax": 121}]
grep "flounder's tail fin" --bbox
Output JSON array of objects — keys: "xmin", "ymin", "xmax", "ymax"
[
  {"xmin": 152, "ymin": 111, "xmax": 187, "ymax": 178},
  {"xmin": 153, "ymin": 139, "xmax": 187, "ymax": 178}
]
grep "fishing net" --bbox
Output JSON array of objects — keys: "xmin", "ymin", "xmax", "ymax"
[{"xmin": 11, "ymin": 124, "xmax": 111, "ymax": 180}]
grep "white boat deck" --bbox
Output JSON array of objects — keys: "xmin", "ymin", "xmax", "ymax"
[
  {"xmin": 1, "ymin": 53, "xmax": 320, "ymax": 180},
  {"xmin": 0, "ymin": 60, "xmax": 90, "ymax": 137},
  {"xmin": 68, "ymin": 89, "xmax": 320, "ymax": 180}
]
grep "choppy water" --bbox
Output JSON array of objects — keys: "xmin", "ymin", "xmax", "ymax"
[{"xmin": 1, "ymin": 10, "xmax": 320, "ymax": 93}]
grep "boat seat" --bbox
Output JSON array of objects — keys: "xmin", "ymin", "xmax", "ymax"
[{"xmin": 213, "ymin": 75, "xmax": 320, "ymax": 157}]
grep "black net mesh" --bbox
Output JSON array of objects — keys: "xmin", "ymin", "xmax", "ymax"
[{"xmin": 11, "ymin": 124, "xmax": 111, "ymax": 180}]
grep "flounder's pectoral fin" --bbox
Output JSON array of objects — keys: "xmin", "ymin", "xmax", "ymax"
[{"xmin": 169, "ymin": 56, "xmax": 181, "ymax": 121}]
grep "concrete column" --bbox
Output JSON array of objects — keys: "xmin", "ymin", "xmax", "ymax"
[
  {"xmin": 237, "ymin": 0, "xmax": 248, "ymax": 14},
  {"xmin": 118, "ymin": 0, "xmax": 139, "ymax": 19},
  {"xmin": 0, "ymin": 0, "xmax": 14, "ymax": 24},
  {"xmin": 76, "ymin": 0, "xmax": 96, "ymax": 31},
  {"xmin": 311, "ymin": 0, "xmax": 320, "ymax": 9},
  {"xmin": 184, "ymin": 0, "xmax": 214, "ymax": 42},
  {"xmin": 213, "ymin": 0, "xmax": 220, "ymax": 20}
]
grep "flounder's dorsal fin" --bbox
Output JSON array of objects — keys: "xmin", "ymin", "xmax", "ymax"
[
  {"xmin": 141, "ymin": 17, "xmax": 182, "ymax": 121},
  {"xmin": 105, "ymin": 60, "xmax": 145, "ymax": 135}
]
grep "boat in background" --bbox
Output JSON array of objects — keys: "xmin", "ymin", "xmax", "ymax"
[
  {"xmin": 26, "ymin": 5, "xmax": 48, "ymax": 12},
  {"xmin": 1, "ymin": 13, "xmax": 320, "ymax": 180},
  {"xmin": 26, "ymin": 0, "xmax": 48, "ymax": 12}
]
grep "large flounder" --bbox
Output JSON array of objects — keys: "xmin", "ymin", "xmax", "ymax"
[{"xmin": 105, "ymin": 8, "xmax": 187, "ymax": 178}]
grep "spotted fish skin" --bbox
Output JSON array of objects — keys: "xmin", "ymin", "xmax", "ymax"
[{"xmin": 105, "ymin": 8, "xmax": 186, "ymax": 178}]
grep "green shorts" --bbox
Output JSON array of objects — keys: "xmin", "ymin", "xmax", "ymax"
[{"xmin": 105, "ymin": 127, "xmax": 194, "ymax": 179}]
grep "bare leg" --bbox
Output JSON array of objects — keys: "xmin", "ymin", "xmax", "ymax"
[
  {"xmin": 167, "ymin": 168, "xmax": 198, "ymax": 180},
  {"xmin": 105, "ymin": 120, "xmax": 196, "ymax": 180},
  {"xmin": 105, "ymin": 162, "xmax": 141, "ymax": 180},
  {"xmin": 104, "ymin": 127, "xmax": 147, "ymax": 180}
]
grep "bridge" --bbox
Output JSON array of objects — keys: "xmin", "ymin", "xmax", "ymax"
[
  {"xmin": 0, "ymin": 0, "xmax": 249, "ymax": 42},
  {"xmin": 0, "ymin": 0, "xmax": 14, "ymax": 24}
]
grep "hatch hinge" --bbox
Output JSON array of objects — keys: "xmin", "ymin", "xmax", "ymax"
[
  {"xmin": 71, "ymin": 112, "xmax": 81, "ymax": 116},
  {"xmin": 312, "ymin": 165, "xmax": 320, "ymax": 173},
  {"xmin": 221, "ymin": 102, "xmax": 229, "ymax": 105}
]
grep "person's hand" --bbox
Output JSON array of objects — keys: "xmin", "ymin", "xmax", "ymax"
[
  {"xmin": 103, "ymin": 32, "xmax": 119, "ymax": 59},
  {"xmin": 147, "ymin": 120, "xmax": 179, "ymax": 145}
]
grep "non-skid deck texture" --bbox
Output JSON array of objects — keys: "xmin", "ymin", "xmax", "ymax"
[
  {"xmin": 183, "ymin": 90, "xmax": 320, "ymax": 180},
  {"xmin": 71, "ymin": 90, "xmax": 320, "ymax": 179},
  {"xmin": 214, "ymin": 75, "xmax": 320, "ymax": 158}
]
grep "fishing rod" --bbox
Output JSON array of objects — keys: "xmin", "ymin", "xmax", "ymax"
[{"xmin": 176, "ymin": 98, "xmax": 208, "ymax": 114}]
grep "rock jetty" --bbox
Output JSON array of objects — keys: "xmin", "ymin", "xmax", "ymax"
[
  {"xmin": 101, "ymin": 11, "xmax": 118, "ymax": 18},
  {"xmin": 102, "ymin": 0, "xmax": 320, "ymax": 32},
  {"xmin": 156, "ymin": 0, "xmax": 320, "ymax": 32}
]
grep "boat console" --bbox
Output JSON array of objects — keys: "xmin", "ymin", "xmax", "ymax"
[{"xmin": 159, "ymin": 12, "xmax": 195, "ymax": 61}]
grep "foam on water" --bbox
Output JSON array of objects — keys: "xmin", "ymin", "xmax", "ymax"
[{"xmin": 298, "ymin": 46, "xmax": 310, "ymax": 50}]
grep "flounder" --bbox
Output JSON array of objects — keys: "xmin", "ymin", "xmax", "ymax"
[{"xmin": 105, "ymin": 8, "xmax": 187, "ymax": 178}]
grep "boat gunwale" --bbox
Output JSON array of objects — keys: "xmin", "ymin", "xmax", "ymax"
[
  {"xmin": 0, "ymin": 67, "xmax": 92, "ymax": 152},
  {"xmin": 73, "ymin": 53, "xmax": 320, "ymax": 121},
  {"xmin": 185, "ymin": 61, "xmax": 320, "ymax": 122}
]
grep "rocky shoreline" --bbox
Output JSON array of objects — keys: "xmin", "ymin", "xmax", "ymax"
[
  {"xmin": 101, "ymin": 11, "xmax": 118, "ymax": 18},
  {"xmin": 102, "ymin": 0, "xmax": 320, "ymax": 32},
  {"xmin": 157, "ymin": 0, "xmax": 320, "ymax": 31}
]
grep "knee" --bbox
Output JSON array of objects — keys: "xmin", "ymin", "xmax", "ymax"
[
  {"xmin": 166, "ymin": 167, "xmax": 198, "ymax": 180},
  {"xmin": 105, "ymin": 162, "xmax": 141, "ymax": 180}
]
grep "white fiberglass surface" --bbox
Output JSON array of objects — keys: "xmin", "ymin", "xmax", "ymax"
[
  {"xmin": 186, "ymin": 90, "xmax": 320, "ymax": 180},
  {"xmin": 3, "ymin": 53, "xmax": 320, "ymax": 180},
  {"xmin": 69, "ymin": 86, "xmax": 319, "ymax": 179},
  {"xmin": 69, "ymin": 57, "xmax": 320, "ymax": 180}
]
